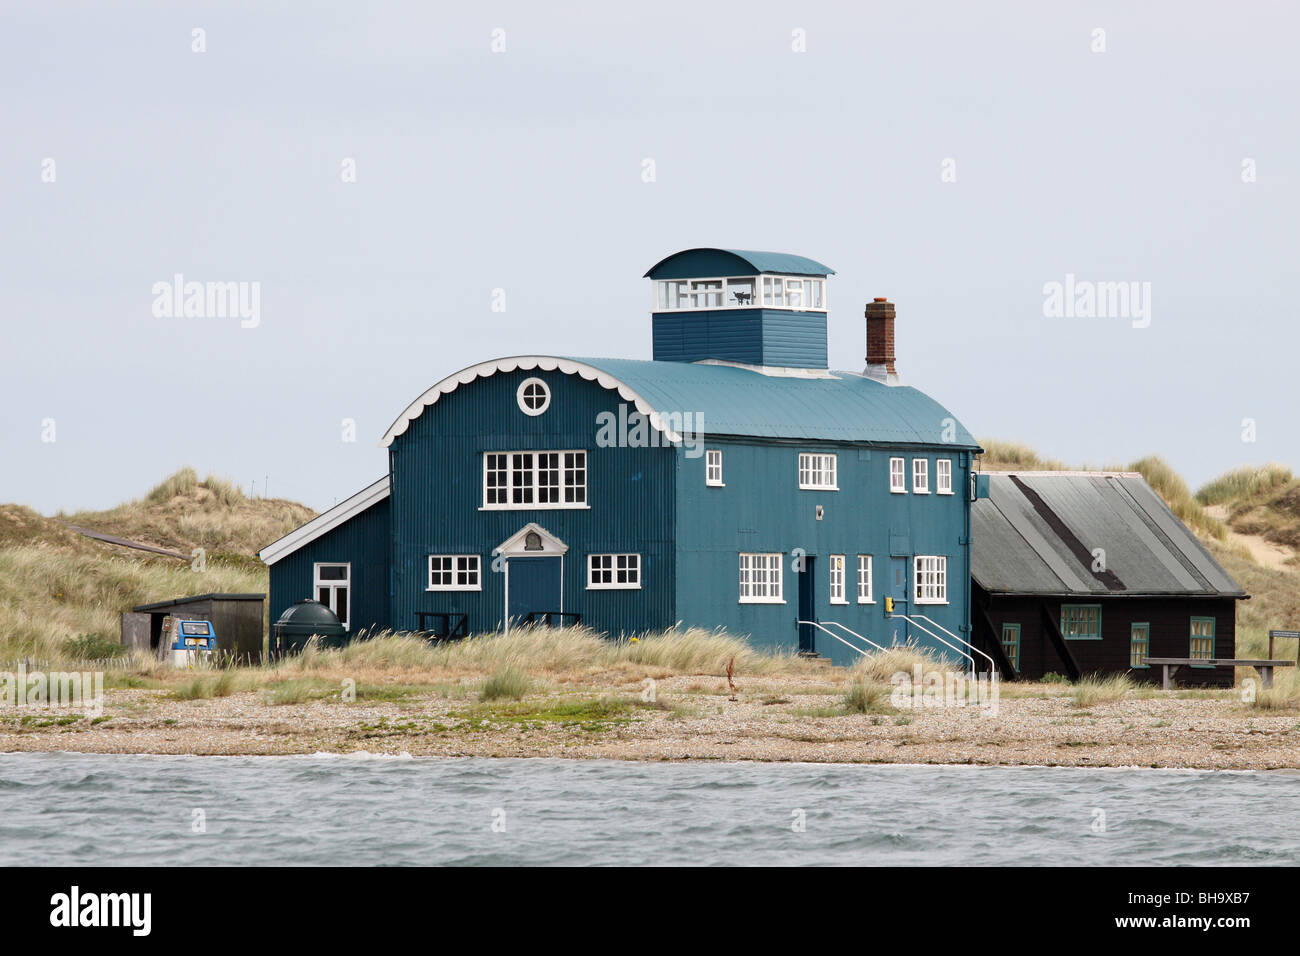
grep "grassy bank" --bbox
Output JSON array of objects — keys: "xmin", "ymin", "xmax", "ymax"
[{"xmin": 0, "ymin": 468, "xmax": 311, "ymax": 664}]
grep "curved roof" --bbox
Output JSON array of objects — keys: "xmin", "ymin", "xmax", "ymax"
[
  {"xmin": 380, "ymin": 355, "xmax": 977, "ymax": 449},
  {"xmin": 643, "ymin": 248, "xmax": 835, "ymax": 279}
]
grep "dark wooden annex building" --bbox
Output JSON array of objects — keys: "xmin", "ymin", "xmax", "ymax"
[{"xmin": 970, "ymin": 472, "xmax": 1246, "ymax": 685}]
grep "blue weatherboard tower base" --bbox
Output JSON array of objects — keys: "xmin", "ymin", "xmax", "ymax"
[{"xmin": 259, "ymin": 249, "xmax": 982, "ymax": 667}]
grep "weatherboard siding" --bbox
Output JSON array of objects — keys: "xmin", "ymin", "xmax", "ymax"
[
  {"xmin": 978, "ymin": 591, "xmax": 1236, "ymax": 685},
  {"xmin": 651, "ymin": 309, "xmax": 827, "ymax": 368}
]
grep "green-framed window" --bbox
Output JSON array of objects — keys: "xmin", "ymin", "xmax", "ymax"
[
  {"xmin": 1061, "ymin": 604, "xmax": 1102, "ymax": 640},
  {"xmin": 1190, "ymin": 617, "xmax": 1215, "ymax": 662},
  {"xmin": 1130, "ymin": 623, "xmax": 1150, "ymax": 668},
  {"xmin": 1001, "ymin": 623, "xmax": 1021, "ymax": 671}
]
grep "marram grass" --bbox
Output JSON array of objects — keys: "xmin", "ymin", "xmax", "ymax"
[{"xmin": 1072, "ymin": 673, "xmax": 1135, "ymax": 708}]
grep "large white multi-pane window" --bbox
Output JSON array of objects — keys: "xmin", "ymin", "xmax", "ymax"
[
  {"xmin": 706, "ymin": 449, "xmax": 724, "ymax": 486},
  {"xmin": 829, "ymin": 555, "xmax": 847, "ymax": 604},
  {"xmin": 912, "ymin": 458, "xmax": 930, "ymax": 494},
  {"xmin": 314, "ymin": 563, "xmax": 350, "ymax": 628},
  {"xmin": 890, "ymin": 457, "xmax": 906, "ymax": 493},
  {"xmin": 428, "ymin": 555, "xmax": 481, "ymax": 591},
  {"xmin": 913, "ymin": 555, "xmax": 948, "ymax": 604},
  {"xmin": 936, "ymin": 459, "xmax": 953, "ymax": 495},
  {"xmin": 739, "ymin": 553, "xmax": 784, "ymax": 603},
  {"xmin": 483, "ymin": 451, "xmax": 587, "ymax": 509},
  {"xmin": 856, "ymin": 555, "xmax": 873, "ymax": 603},
  {"xmin": 588, "ymin": 553, "xmax": 641, "ymax": 590},
  {"xmin": 653, "ymin": 275, "xmax": 826, "ymax": 312},
  {"xmin": 798, "ymin": 453, "xmax": 838, "ymax": 490}
]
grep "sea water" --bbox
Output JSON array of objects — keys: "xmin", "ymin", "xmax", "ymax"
[{"xmin": 1, "ymin": 753, "xmax": 1296, "ymax": 866}]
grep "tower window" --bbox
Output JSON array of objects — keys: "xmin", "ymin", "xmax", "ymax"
[{"xmin": 654, "ymin": 275, "xmax": 825, "ymax": 312}]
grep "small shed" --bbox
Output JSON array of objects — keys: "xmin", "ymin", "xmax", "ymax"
[
  {"xmin": 122, "ymin": 593, "xmax": 266, "ymax": 663},
  {"xmin": 971, "ymin": 472, "xmax": 1247, "ymax": 684}
]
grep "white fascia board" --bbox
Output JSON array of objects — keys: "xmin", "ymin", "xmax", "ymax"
[
  {"xmin": 378, "ymin": 355, "xmax": 682, "ymax": 447},
  {"xmin": 258, "ymin": 475, "xmax": 390, "ymax": 566}
]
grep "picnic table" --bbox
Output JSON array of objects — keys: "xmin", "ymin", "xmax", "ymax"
[{"xmin": 1146, "ymin": 658, "xmax": 1296, "ymax": 690}]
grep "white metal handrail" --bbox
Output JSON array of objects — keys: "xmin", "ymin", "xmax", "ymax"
[
  {"xmin": 797, "ymin": 620, "xmax": 873, "ymax": 658},
  {"xmin": 911, "ymin": 613, "xmax": 998, "ymax": 677},
  {"xmin": 819, "ymin": 620, "xmax": 889, "ymax": 654},
  {"xmin": 887, "ymin": 612, "xmax": 976, "ymax": 677},
  {"xmin": 891, "ymin": 612, "xmax": 996, "ymax": 678}
]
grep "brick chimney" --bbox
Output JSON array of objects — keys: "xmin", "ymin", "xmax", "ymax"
[{"xmin": 864, "ymin": 297, "xmax": 899, "ymax": 385}]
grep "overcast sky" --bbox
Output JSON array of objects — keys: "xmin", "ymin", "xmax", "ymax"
[{"xmin": 3, "ymin": 1, "xmax": 1296, "ymax": 514}]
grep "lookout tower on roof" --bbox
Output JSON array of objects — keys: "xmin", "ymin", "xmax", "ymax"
[{"xmin": 644, "ymin": 248, "xmax": 834, "ymax": 370}]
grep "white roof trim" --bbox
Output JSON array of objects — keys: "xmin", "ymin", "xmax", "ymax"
[
  {"xmin": 494, "ymin": 522, "xmax": 569, "ymax": 556},
  {"xmin": 379, "ymin": 355, "xmax": 682, "ymax": 447},
  {"xmin": 258, "ymin": 476, "xmax": 390, "ymax": 566}
]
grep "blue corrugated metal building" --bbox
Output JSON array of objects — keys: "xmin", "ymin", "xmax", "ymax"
[{"xmin": 259, "ymin": 249, "xmax": 982, "ymax": 665}]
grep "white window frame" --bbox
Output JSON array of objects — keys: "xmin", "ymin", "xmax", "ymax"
[
  {"xmin": 587, "ymin": 553, "xmax": 642, "ymax": 590},
  {"xmin": 912, "ymin": 458, "xmax": 930, "ymax": 494},
  {"xmin": 936, "ymin": 459, "xmax": 953, "ymax": 495},
  {"xmin": 652, "ymin": 275, "xmax": 827, "ymax": 313},
  {"xmin": 739, "ymin": 552, "xmax": 784, "ymax": 604},
  {"xmin": 427, "ymin": 554, "xmax": 482, "ymax": 592},
  {"xmin": 482, "ymin": 450, "xmax": 589, "ymax": 510},
  {"xmin": 313, "ymin": 562, "xmax": 350, "ymax": 629},
  {"xmin": 706, "ymin": 449, "xmax": 724, "ymax": 487},
  {"xmin": 856, "ymin": 555, "xmax": 874, "ymax": 604},
  {"xmin": 913, "ymin": 555, "xmax": 948, "ymax": 605},
  {"xmin": 890, "ymin": 457, "xmax": 906, "ymax": 493},
  {"xmin": 798, "ymin": 452, "xmax": 838, "ymax": 490},
  {"xmin": 828, "ymin": 554, "xmax": 848, "ymax": 605},
  {"xmin": 516, "ymin": 377, "xmax": 551, "ymax": 417}
]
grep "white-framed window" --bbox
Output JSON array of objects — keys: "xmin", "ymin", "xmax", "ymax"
[
  {"xmin": 483, "ymin": 451, "xmax": 587, "ymax": 509},
  {"xmin": 890, "ymin": 457, "xmax": 906, "ymax": 493},
  {"xmin": 428, "ymin": 555, "xmax": 481, "ymax": 591},
  {"xmin": 936, "ymin": 459, "xmax": 953, "ymax": 495},
  {"xmin": 739, "ymin": 552, "xmax": 784, "ymax": 603},
  {"xmin": 706, "ymin": 449, "xmax": 724, "ymax": 487},
  {"xmin": 314, "ymin": 562, "xmax": 350, "ymax": 629},
  {"xmin": 856, "ymin": 555, "xmax": 874, "ymax": 603},
  {"xmin": 516, "ymin": 378, "xmax": 551, "ymax": 416},
  {"xmin": 798, "ymin": 452, "xmax": 838, "ymax": 490},
  {"xmin": 588, "ymin": 553, "xmax": 641, "ymax": 590},
  {"xmin": 912, "ymin": 459, "xmax": 930, "ymax": 494},
  {"xmin": 653, "ymin": 276, "xmax": 826, "ymax": 312},
  {"xmin": 913, "ymin": 555, "xmax": 948, "ymax": 604},
  {"xmin": 829, "ymin": 554, "xmax": 847, "ymax": 604}
]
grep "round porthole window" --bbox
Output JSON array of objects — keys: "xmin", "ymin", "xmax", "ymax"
[{"xmin": 517, "ymin": 377, "xmax": 551, "ymax": 416}]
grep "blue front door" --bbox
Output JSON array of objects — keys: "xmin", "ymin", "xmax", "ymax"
[
  {"xmin": 797, "ymin": 556, "xmax": 816, "ymax": 653},
  {"xmin": 508, "ymin": 556, "xmax": 562, "ymax": 624},
  {"xmin": 890, "ymin": 557, "xmax": 909, "ymax": 645}
]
